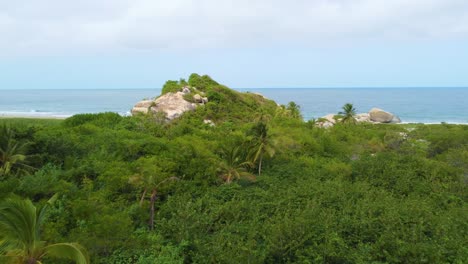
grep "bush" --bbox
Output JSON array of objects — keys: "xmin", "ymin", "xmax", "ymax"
[
  {"xmin": 161, "ymin": 80, "xmax": 182, "ymax": 95},
  {"xmin": 63, "ymin": 112, "xmax": 123, "ymax": 128},
  {"xmin": 188, "ymin": 73, "xmax": 219, "ymax": 91}
]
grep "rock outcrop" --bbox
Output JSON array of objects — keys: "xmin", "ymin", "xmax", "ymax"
[
  {"xmin": 131, "ymin": 100, "xmax": 154, "ymax": 114},
  {"xmin": 316, "ymin": 114, "xmax": 338, "ymax": 128},
  {"xmin": 369, "ymin": 108, "xmax": 399, "ymax": 123},
  {"xmin": 132, "ymin": 88, "xmax": 208, "ymax": 120},
  {"xmin": 193, "ymin": 94, "xmax": 203, "ymax": 103},
  {"xmin": 355, "ymin": 113, "xmax": 370, "ymax": 122},
  {"xmin": 390, "ymin": 115, "xmax": 401, "ymax": 123},
  {"xmin": 203, "ymin": 119, "xmax": 215, "ymax": 126},
  {"xmin": 316, "ymin": 107, "xmax": 401, "ymax": 128}
]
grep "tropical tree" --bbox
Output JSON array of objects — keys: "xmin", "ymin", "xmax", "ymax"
[
  {"xmin": 0, "ymin": 125, "xmax": 33, "ymax": 178},
  {"xmin": 248, "ymin": 122, "xmax": 276, "ymax": 176},
  {"xmin": 0, "ymin": 195, "xmax": 89, "ymax": 264},
  {"xmin": 274, "ymin": 102, "xmax": 302, "ymax": 120},
  {"xmin": 218, "ymin": 146, "xmax": 254, "ymax": 184},
  {"xmin": 286, "ymin": 101, "xmax": 302, "ymax": 120},
  {"xmin": 129, "ymin": 157, "xmax": 178, "ymax": 231},
  {"xmin": 339, "ymin": 103, "xmax": 357, "ymax": 124}
]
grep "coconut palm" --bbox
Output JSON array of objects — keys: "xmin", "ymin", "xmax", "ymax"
[
  {"xmin": 286, "ymin": 101, "xmax": 302, "ymax": 120},
  {"xmin": 249, "ymin": 122, "xmax": 276, "ymax": 176},
  {"xmin": 339, "ymin": 103, "xmax": 357, "ymax": 124},
  {"xmin": 0, "ymin": 125, "xmax": 33, "ymax": 178},
  {"xmin": 218, "ymin": 146, "xmax": 254, "ymax": 184},
  {"xmin": 0, "ymin": 195, "xmax": 89, "ymax": 264},
  {"xmin": 129, "ymin": 157, "xmax": 178, "ymax": 231}
]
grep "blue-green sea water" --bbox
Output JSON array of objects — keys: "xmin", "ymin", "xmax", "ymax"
[{"xmin": 1, "ymin": 88, "xmax": 467, "ymax": 123}]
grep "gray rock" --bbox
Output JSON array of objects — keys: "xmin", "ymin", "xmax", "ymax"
[
  {"xmin": 182, "ymin": 87, "xmax": 191, "ymax": 94},
  {"xmin": 322, "ymin": 114, "xmax": 338, "ymax": 124},
  {"xmin": 193, "ymin": 94, "xmax": 203, "ymax": 103},
  {"xmin": 317, "ymin": 121, "xmax": 335, "ymax": 128},
  {"xmin": 390, "ymin": 115, "xmax": 401, "ymax": 123},
  {"xmin": 355, "ymin": 113, "xmax": 371, "ymax": 123},
  {"xmin": 133, "ymin": 100, "xmax": 153, "ymax": 108},
  {"xmin": 131, "ymin": 92, "xmax": 196, "ymax": 120},
  {"xmin": 203, "ymin": 119, "xmax": 215, "ymax": 126},
  {"xmin": 369, "ymin": 108, "xmax": 395, "ymax": 123},
  {"xmin": 131, "ymin": 100, "xmax": 154, "ymax": 115},
  {"xmin": 316, "ymin": 114, "xmax": 338, "ymax": 128},
  {"xmin": 202, "ymin": 97, "xmax": 209, "ymax": 104}
]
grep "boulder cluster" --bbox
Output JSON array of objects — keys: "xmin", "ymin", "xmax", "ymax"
[
  {"xmin": 131, "ymin": 86, "xmax": 208, "ymax": 120},
  {"xmin": 317, "ymin": 108, "xmax": 401, "ymax": 128}
]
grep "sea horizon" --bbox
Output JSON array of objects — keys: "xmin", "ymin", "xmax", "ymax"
[{"xmin": 1, "ymin": 87, "xmax": 468, "ymax": 124}]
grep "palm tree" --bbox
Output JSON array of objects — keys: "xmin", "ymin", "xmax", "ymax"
[
  {"xmin": 249, "ymin": 122, "xmax": 276, "ymax": 176},
  {"xmin": 286, "ymin": 101, "xmax": 302, "ymax": 120},
  {"xmin": 339, "ymin": 103, "xmax": 357, "ymax": 124},
  {"xmin": 274, "ymin": 102, "xmax": 302, "ymax": 120},
  {"xmin": 0, "ymin": 195, "xmax": 89, "ymax": 264},
  {"xmin": 129, "ymin": 157, "xmax": 178, "ymax": 231},
  {"xmin": 0, "ymin": 125, "xmax": 33, "ymax": 178},
  {"xmin": 218, "ymin": 146, "xmax": 254, "ymax": 184}
]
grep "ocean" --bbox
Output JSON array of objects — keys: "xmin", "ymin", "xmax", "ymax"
[{"xmin": 1, "ymin": 88, "xmax": 467, "ymax": 124}]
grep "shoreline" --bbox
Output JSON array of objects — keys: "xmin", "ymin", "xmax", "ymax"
[
  {"xmin": 1, "ymin": 113, "xmax": 467, "ymax": 125},
  {"xmin": 0, "ymin": 113, "xmax": 69, "ymax": 120}
]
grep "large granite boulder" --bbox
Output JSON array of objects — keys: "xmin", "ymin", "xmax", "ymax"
[
  {"xmin": 322, "ymin": 114, "xmax": 338, "ymax": 124},
  {"xmin": 316, "ymin": 114, "xmax": 338, "ymax": 128},
  {"xmin": 132, "ymin": 92, "xmax": 197, "ymax": 120},
  {"xmin": 390, "ymin": 115, "xmax": 401, "ymax": 123},
  {"xmin": 193, "ymin": 94, "xmax": 203, "ymax": 103},
  {"xmin": 131, "ymin": 100, "xmax": 154, "ymax": 114},
  {"xmin": 315, "ymin": 108, "xmax": 401, "ymax": 128},
  {"xmin": 369, "ymin": 108, "xmax": 400, "ymax": 123},
  {"xmin": 355, "ymin": 113, "xmax": 371, "ymax": 122}
]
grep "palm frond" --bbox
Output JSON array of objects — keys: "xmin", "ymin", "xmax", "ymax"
[
  {"xmin": 0, "ymin": 125, "xmax": 33, "ymax": 177},
  {"xmin": 0, "ymin": 197, "xmax": 37, "ymax": 252},
  {"xmin": 36, "ymin": 193, "xmax": 59, "ymax": 239},
  {"xmin": 42, "ymin": 243, "xmax": 90, "ymax": 264}
]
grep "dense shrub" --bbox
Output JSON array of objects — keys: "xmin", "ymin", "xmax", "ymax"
[{"xmin": 1, "ymin": 76, "xmax": 466, "ymax": 263}]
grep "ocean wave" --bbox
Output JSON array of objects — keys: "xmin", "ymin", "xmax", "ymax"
[
  {"xmin": 0, "ymin": 110, "xmax": 134, "ymax": 119},
  {"xmin": 29, "ymin": 109, "xmax": 50, "ymax": 113},
  {"xmin": 1, "ymin": 110, "xmax": 467, "ymax": 124},
  {"xmin": 0, "ymin": 111, "xmax": 73, "ymax": 118}
]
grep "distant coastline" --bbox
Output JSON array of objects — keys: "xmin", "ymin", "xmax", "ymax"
[
  {"xmin": 1, "ymin": 88, "xmax": 467, "ymax": 124},
  {"xmin": 0, "ymin": 113, "xmax": 68, "ymax": 119},
  {"xmin": 1, "ymin": 113, "xmax": 468, "ymax": 125}
]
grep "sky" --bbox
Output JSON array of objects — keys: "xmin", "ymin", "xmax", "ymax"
[{"xmin": 1, "ymin": 0, "xmax": 468, "ymax": 89}]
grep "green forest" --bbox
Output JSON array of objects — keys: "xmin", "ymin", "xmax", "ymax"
[{"xmin": 1, "ymin": 74, "xmax": 467, "ymax": 263}]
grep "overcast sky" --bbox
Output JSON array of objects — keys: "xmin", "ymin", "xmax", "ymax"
[{"xmin": 1, "ymin": 0, "xmax": 468, "ymax": 88}]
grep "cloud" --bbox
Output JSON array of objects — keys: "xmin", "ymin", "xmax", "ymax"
[{"xmin": 1, "ymin": 0, "xmax": 468, "ymax": 55}]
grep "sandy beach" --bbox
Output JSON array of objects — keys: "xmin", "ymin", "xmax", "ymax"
[{"xmin": 0, "ymin": 113, "xmax": 68, "ymax": 119}]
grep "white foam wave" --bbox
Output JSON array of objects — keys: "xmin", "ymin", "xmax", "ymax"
[{"xmin": 0, "ymin": 111, "xmax": 72, "ymax": 118}]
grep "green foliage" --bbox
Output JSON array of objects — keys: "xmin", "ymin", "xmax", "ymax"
[
  {"xmin": 1, "ymin": 76, "xmax": 467, "ymax": 263},
  {"xmin": 0, "ymin": 195, "xmax": 90, "ymax": 264},
  {"xmin": 188, "ymin": 73, "xmax": 219, "ymax": 91},
  {"xmin": 286, "ymin": 101, "xmax": 303, "ymax": 120},
  {"xmin": 247, "ymin": 122, "xmax": 276, "ymax": 175},
  {"xmin": 63, "ymin": 112, "xmax": 123, "ymax": 128},
  {"xmin": 339, "ymin": 103, "xmax": 357, "ymax": 124},
  {"xmin": 0, "ymin": 125, "xmax": 33, "ymax": 178},
  {"xmin": 161, "ymin": 80, "xmax": 183, "ymax": 95}
]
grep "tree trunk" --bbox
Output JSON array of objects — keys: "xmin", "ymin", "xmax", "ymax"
[
  {"xmin": 149, "ymin": 189, "xmax": 157, "ymax": 231},
  {"xmin": 139, "ymin": 188, "xmax": 147, "ymax": 206},
  {"xmin": 258, "ymin": 154, "xmax": 263, "ymax": 176}
]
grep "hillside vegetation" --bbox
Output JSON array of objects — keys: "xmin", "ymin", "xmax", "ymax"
[{"xmin": 1, "ymin": 75, "xmax": 467, "ymax": 263}]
